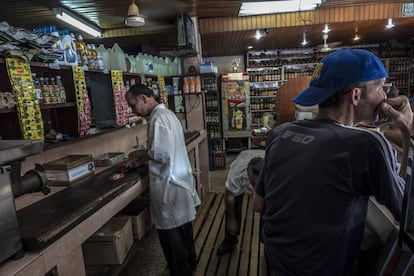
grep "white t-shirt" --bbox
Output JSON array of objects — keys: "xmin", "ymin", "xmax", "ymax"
[
  {"xmin": 225, "ymin": 149, "xmax": 265, "ymax": 196},
  {"xmin": 147, "ymin": 104, "xmax": 201, "ymax": 230}
]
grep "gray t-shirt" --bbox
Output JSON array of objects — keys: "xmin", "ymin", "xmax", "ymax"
[{"xmin": 256, "ymin": 119, "xmax": 404, "ymax": 275}]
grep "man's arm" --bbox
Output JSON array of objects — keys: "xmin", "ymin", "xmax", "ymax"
[{"xmin": 253, "ymin": 193, "xmax": 264, "ymax": 212}]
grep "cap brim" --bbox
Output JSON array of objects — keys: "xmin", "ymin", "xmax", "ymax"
[{"xmin": 292, "ymin": 86, "xmax": 336, "ymax": 106}]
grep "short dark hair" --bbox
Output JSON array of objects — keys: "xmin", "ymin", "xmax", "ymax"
[
  {"xmin": 319, "ymin": 82, "xmax": 365, "ymax": 108},
  {"xmin": 247, "ymin": 157, "xmax": 264, "ymax": 176},
  {"xmin": 127, "ymin": 83, "xmax": 154, "ymax": 97}
]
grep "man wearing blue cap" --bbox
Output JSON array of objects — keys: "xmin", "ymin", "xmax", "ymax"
[{"xmin": 253, "ymin": 48, "xmax": 414, "ymax": 275}]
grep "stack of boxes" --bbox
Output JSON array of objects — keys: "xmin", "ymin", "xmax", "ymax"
[{"xmin": 82, "ymin": 193, "xmax": 152, "ymax": 266}]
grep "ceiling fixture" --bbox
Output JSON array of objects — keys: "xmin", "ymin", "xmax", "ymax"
[
  {"xmin": 353, "ymin": 34, "xmax": 360, "ymax": 41},
  {"xmin": 125, "ymin": 0, "xmax": 145, "ymax": 27},
  {"xmin": 320, "ymin": 34, "xmax": 330, "ymax": 52},
  {"xmin": 322, "ymin": 24, "xmax": 330, "ymax": 34},
  {"xmin": 255, "ymin": 29, "xmax": 262, "ymax": 40},
  {"xmin": 53, "ymin": 7, "xmax": 102, "ymax": 37},
  {"xmin": 247, "ymin": 45, "xmax": 254, "ymax": 50},
  {"xmin": 301, "ymin": 32, "xmax": 308, "ymax": 46},
  {"xmin": 385, "ymin": 18, "xmax": 395, "ymax": 29},
  {"xmin": 239, "ymin": 0, "xmax": 325, "ymax": 16}
]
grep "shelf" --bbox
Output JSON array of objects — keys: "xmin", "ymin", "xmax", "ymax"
[
  {"xmin": 0, "ymin": 107, "xmax": 16, "ymax": 114},
  {"xmin": 248, "ymin": 57, "xmax": 279, "ymax": 61},
  {"xmin": 250, "ymin": 81, "xmax": 282, "ymax": 84},
  {"xmin": 247, "ymin": 67, "xmax": 282, "ymax": 71},
  {"xmin": 40, "ymin": 102, "xmax": 76, "ymax": 109},
  {"xmin": 283, "ymin": 62, "xmax": 318, "ymax": 68},
  {"xmin": 250, "ymin": 96, "xmax": 275, "ymax": 98},
  {"xmin": 389, "ymin": 72, "xmax": 410, "ymax": 75},
  {"xmin": 206, "ymin": 121, "xmax": 220, "ymax": 124},
  {"xmin": 208, "ymin": 137, "xmax": 222, "ymax": 140},
  {"xmin": 280, "ymin": 55, "xmax": 314, "ymax": 60},
  {"xmin": 251, "ymin": 109, "xmax": 274, "ymax": 112},
  {"xmin": 204, "ymin": 90, "xmax": 219, "ymax": 93},
  {"xmin": 206, "ymin": 106, "xmax": 219, "ymax": 110}
]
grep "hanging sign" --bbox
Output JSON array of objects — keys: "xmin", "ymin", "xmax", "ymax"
[
  {"xmin": 6, "ymin": 58, "xmax": 44, "ymax": 140},
  {"xmin": 402, "ymin": 3, "xmax": 414, "ymax": 17},
  {"xmin": 111, "ymin": 70, "xmax": 128, "ymax": 127},
  {"xmin": 72, "ymin": 66, "xmax": 91, "ymax": 137},
  {"xmin": 157, "ymin": 75, "xmax": 168, "ymax": 107}
]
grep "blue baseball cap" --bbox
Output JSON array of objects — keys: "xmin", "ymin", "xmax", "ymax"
[{"xmin": 292, "ymin": 48, "xmax": 388, "ymax": 106}]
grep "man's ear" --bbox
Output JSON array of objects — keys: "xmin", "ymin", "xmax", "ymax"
[
  {"xmin": 138, "ymin": 94, "xmax": 147, "ymax": 103},
  {"xmin": 351, "ymin": 88, "xmax": 362, "ymax": 105}
]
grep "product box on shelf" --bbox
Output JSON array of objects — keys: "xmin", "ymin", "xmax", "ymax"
[
  {"xmin": 82, "ymin": 216, "xmax": 134, "ymax": 265},
  {"xmin": 200, "ymin": 61, "xmax": 218, "ymax": 74}
]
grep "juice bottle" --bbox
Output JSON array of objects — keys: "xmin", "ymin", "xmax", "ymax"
[
  {"xmin": 56, "ymin": 76, "xmax": 66, "ymax": 103},
  {"xmin": 75, "ymin": 35, "xmax": 88, "ymax": 67},
  {"xmin": 183, "ymin": 77, "xmax": 189, "ymax": 94},
  {"xmin": 195, "ymin": 76, "xmax": 201, "ymax": 93}
]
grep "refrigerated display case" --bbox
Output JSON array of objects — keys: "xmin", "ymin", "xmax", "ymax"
[{"xmin": 221, "ymin": 72, "xmax": 250, "ymax": 151}]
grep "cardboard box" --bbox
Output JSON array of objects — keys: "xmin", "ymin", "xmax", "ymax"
[
  {"xmin": 82, "ymin": 216, "xmax": 133, "ymax": 265},
  {"xmin": 121, "ymin": 197, "xmax": 152, "ymax": 240},
  {"xmin": 44, "ymin": 155, "xmax": 94, "ymax": 186}
]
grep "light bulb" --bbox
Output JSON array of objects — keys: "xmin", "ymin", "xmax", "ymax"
[
  {"xmin": 255, "ymin": 30, "xmax": 262, "ymax": 40},
  {"xmin": 322, "ymin": 24, "xmax": 330, "ymax": 34},
  {"xmin": 386, "ymin": 18, "xmax": 395, "ymax": 29}
]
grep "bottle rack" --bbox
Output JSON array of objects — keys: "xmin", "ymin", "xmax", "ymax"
[
  {"xmin": 382, "ymin": 57, "xmax": 412, "ymax": 96},
  {"xmin": 202, "ymin": 73, "xmax": 223, "ymax": 150}
]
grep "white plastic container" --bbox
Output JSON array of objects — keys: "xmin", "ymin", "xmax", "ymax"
[
  {"xmin": 110, "ymin": 43, "xmax": 127, "ymax": 72},
  {"xmin": 136, "ymin": 53, "xmax": 144, "ymax": 73},
  {"xmin": 60, "ymin": 31, "xmax": 78, "ymax": 66},
  {"xmin": 97, "ymin": 45, "xmax": 110, "ymax": 70}
]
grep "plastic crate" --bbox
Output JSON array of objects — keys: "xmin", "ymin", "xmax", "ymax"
[{"xmin": 213, "ymin": 150, "xmax": 226, "ymax": 170}]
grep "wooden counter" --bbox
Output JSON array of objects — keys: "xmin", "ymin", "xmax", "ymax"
[
  {"xmin": 0, "ymin": 128, "xmax": 210, "ymax": 276},
  {"xmin": 0, "ymin": 173, "xmax": 148, "ymax": 276}
]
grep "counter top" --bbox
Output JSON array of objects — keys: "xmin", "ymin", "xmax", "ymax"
[{"xmin": 17, "ymin": 165, "xmax": 148, "ymax": 251}]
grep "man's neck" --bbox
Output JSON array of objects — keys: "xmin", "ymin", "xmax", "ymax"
[{"xmin": 316, "ymin": 105, "xmax": 355, "ymax": 126}]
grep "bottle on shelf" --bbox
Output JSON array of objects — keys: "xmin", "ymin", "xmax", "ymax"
[
  {"xmin": 195, "ymin": 76, "xmax": 201, "ymax": 93},
  {"xmin": 75, "ymin": 35, "xmax": 88, "ymax": 68},
  {"xmin": 183, "ymin": 77, "xmax": 189, "ymax": 94},
  {"xmin": 56, "ymin": 76, "xmax": 66, "ymax": 103},
  {"xmin": 32, "ymin": 73, "xmax": 42, "ymax": 102}
]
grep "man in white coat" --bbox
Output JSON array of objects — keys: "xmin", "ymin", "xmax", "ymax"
[{"xmin": 126, "ymin": 83, "xmax": 200, "ymax": 276}]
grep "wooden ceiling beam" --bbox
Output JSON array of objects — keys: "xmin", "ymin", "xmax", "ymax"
[
  {"xmin": 103, "ymin": 25, "xmax": 176, "ymax": 38},
  {"xmin": 200, "ymin": 2, "xmax": 404, "ymax": 34}
]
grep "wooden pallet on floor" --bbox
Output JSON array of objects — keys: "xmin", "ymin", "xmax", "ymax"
[{"xmin": 193, "ymin": 192, "xmax": 266, "ymax": 276}]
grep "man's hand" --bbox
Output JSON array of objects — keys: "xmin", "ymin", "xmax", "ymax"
[{"xmin": 379, "ymin": 96, "xmax": 414, "ymax": 136}]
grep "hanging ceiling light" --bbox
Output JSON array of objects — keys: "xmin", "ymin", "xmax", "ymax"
[
  {"xmin": 385, "ymin": 18, "xmax": 395, "ymax": 29},
  {"xmin": 125, "ymin": 0, "xmax": 145, "ymax": 27},
  {"xmin": 255, "ymin": 29, "xmax": 262, "ymax": 40},
  {"xmin": 322, "ymin": 24, "xmax": 330, "ymax": 34},
  {"xmin": 353, "ymin": 34, "xmax": 361, "ymax": 41},
  {"xmin": 301, "ymin": 32, "xmax": 308, "ymax": 46},
  {"xmin": 53, "ymin": 7, "xmax": 102, "ymax": 37}
]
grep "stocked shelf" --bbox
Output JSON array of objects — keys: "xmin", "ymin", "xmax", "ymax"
[
  {"xmin": 201, "ymin": 73, "xmax": 223, "ymax": 157},
  {"xmin": 251, "ymin": 109, "xmax": 274, "ymax": 112},
  {"xmin": 40, "ymin": 102, "xmax": 76, "ymax": 109}
]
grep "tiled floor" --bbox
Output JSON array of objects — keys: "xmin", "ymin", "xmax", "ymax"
[{"xmin": 86, "ymin": 153, "xmax": 238, "ymax": 276}]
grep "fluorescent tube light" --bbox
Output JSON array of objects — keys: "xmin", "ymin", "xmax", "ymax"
[
  {"xmin": 53, "ymin": 7, "xmax": 102, "ymax": 37},
  {"xmin": 239, "ymin": 0, "xmax": 324, "ymax": 16}
]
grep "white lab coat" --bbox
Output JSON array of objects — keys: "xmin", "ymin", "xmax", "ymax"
[{"xmin": 147, "ymin": 104, "xmax": 201, "ymax": 230}]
